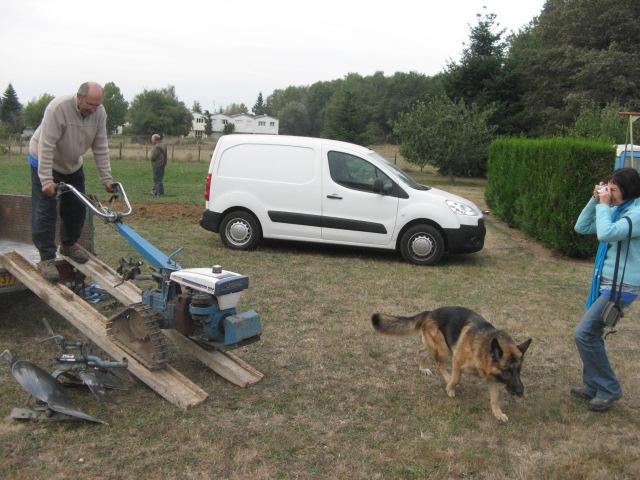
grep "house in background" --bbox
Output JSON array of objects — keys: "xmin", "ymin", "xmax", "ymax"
[{"xmin": 190, "ymin": 112, "xmax": 279, "ymax": 138}]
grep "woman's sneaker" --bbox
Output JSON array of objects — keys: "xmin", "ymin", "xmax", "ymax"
[
  {"xmin": 589, "ymin": 397, "xmax": 617, "ymax": 412},
  {"xmin": 570, "ymin": 387, "xmax": 595, "ymax": 400},
  {"xmin": 37, "ymin": 259, "xmax": 60, "ymax": 282}
]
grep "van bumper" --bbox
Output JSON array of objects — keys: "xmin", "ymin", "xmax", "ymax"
[
  {"xmin": 444, "ymin": 219, "xmax": 485, "ymax": 254},
  {"xmin": 199, "ymin": 209, "xmax": 222, "ymax": 233}
]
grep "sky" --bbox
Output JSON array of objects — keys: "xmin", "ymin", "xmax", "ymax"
[{"xmin": 1, "ymin": 0, "xmax": 546, "ymax": 113}]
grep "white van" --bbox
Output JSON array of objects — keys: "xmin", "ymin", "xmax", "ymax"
[{"xmin": 199, "ymin": 135, "xmax": 485, "ymax": 265}]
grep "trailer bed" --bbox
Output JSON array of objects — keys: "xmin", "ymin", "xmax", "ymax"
[{"xmin": 0, "ymin": 194, "xmax": 93, "ymax": 292}]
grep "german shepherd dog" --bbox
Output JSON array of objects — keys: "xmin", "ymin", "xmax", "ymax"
[{"xmin": 371, "ymin": 306, "xmax": 532, "ymax": 422}]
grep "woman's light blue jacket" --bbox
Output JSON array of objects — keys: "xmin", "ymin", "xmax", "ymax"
[{"xmin": 575, "ymin": 197, "xmax": 640, "ymax": 287}]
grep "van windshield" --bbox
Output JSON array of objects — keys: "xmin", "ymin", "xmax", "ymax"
[{"xmin": 367, "ymin": 152, "xmax": 430, "ymax": 190}]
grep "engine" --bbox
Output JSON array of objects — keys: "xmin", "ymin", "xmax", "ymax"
[{"xmin": 143, "ymin": 266, "xmax": 261, "ymax": 349}]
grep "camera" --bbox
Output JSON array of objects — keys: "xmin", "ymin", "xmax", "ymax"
[{"xmin": 597, "ymin": 185, "xmax": 608, "ymax": 193}]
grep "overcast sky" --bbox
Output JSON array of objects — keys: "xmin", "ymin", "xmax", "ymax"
[{"xmin": 1, "ymin": 0, "xmax": 545, "ymax": 112}]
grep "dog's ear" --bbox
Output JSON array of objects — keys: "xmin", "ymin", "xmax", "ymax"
[
  {"xmin": 490, "ymin": 338, "xmax": 503, "ymax": 363},
  {"xmin": 517, "ymin": 338, "xmax": 532, "ymax": 355}
]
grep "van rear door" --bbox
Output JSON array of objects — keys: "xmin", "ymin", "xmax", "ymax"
[{"xmin": 321, "ymin": 148, "xmax": 398, "ymax": 246}]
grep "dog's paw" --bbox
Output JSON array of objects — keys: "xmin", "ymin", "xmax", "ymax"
[
  {"xmin": 420, "ymin": 368, "xmax": 433, "ymax": 376},
  {"xmin": 494, "ymin": 412, "xmax": 509, "ymax": 423},
  {"xmin": 446, "ymin": 387, "xmax": 456, "ymax": 398}
]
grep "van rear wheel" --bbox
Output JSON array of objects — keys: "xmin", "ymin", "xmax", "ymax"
[
  {"xmin": 220, "ymin": 211, "xmax": 261, "ymax": 250},
  {"xmin": 399, "ymin": 225, "xmax": 444, "ymax": 266}
]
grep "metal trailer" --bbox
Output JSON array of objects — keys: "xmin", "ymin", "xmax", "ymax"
[{"xmin": 0, "ymin": 194, "xmax": 93, "ymax": 293}]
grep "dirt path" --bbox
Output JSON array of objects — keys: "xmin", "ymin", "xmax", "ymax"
[{"xmin": 129, "ymin": 202, "xmax": 202, "ymax": 222}]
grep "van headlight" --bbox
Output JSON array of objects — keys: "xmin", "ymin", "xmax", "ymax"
[{"xmin": 446, "ymin": 200, "xmax": 479, "ymax": 216}]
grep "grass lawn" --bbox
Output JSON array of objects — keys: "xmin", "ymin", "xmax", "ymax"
[{"xmin": 0, "ymin": 149, "xmax": 639, "ymax": 479}]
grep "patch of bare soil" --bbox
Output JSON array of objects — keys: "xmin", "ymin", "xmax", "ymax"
[{"xmin": 129, "ymin": 202, "xmax": 202, "ymax": 222}]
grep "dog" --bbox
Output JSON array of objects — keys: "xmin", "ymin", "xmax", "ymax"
[{"xmin": 371, "ymin": 306, "xmax": 532, "ymax": 422}]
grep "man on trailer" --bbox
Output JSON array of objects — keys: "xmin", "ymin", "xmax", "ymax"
[{"xmin": 28, "ymin": 82, "xmax": 115, "ymax": 281}]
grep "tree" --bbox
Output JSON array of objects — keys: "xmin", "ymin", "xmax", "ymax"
[
  {"xmin": 102, "ymin": 82, "xmax": 128, "ymax": 135},
  {"xmin": 443, "ymin": 10, "xmax": 520, "ymax": 135},
  {"xmin": 507, "ymin": 0, "xmax": 640, "ymax": 136},
  {"xmin": 322, "ymin": 90, "xmax": 368, "ymax": 144},
  {"xmin": 278, "ymin": 101, "xmax": 310, "ymax": 136},
  {"xmin": 394, "ymin": 94, "xmax": 496, "ymax": 177},
  {"xmin": 203, "ymin": 110, "xmax": 213, "ymax": 137},
  {"xmin": 127, "ymin": 86, "xmax": 192, "ymax": 136},
  {"xmin": 223, "ymin": 103, "xmax": 248, "ymax": 115},
  {"xmin": 564, "ymin": 103, "xmax": 628, "ymax": 143},
  {"xmin": 23, "ymin": 93, "xmax": 54, "ymax": 129},
  {"xmin": 444, "ymin": 11, "xmax": 506, "ymax": 107},
  {"xmin": 0, "ymin": 83, "xmax": 24, "ymax": 134},
  {"xmin": 192, "ymin": 101, "xmax": 202, "ymax": 113},
  {"xmin": 252, "ymin": 92, "xmax": 266, "ymax": 115}
]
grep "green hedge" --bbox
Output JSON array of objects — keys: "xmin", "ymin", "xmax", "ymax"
[{"xmin": 485, "ymin": 138, "xmax": 615, "ymax": 258}]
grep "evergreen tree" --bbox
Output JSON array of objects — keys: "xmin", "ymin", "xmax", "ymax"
[
  {"xmin": 322, "ymin": 90, "xmax": 368, "ymax": 145},
  {"xmin": 508, "ymin": 0, "xmax": 640, "ymax": 136},
  {"xmin": 0, "ymin": 83, "xmax": 24, "ymax": 134},
  {"xmin": 443, "ymin": 10, "xmax": 520, "ymax": 135},
  {"xmin": 252, "ymin": 92, "xmax": 266, "ymax": 115},
  {"xmin": 203, "ymin": 110, "xmax": 213, "ymax": 137},
  {"xmin": 192, "ymin": 101, "xmax": 202, "ymax": 113}
]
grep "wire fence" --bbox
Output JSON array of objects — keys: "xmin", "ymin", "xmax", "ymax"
[{"xmin": 0, "ymin": 136, "xmax": 218, "ymax": 163}]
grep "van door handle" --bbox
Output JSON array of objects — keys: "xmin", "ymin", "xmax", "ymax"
[{"xmin": 326, "ymin": 194, "xmax": 342, "ymax": 200}]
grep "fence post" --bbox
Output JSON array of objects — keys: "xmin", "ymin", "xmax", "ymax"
[
  {"xmin": 119, "ymin": 142, "xmax": 122, "ymax": 160},
  {"xmin": 198, "ymin": 143, "xmax": 201, "ymax": 162}
]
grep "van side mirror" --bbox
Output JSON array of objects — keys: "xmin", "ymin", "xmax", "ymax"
[{"xmin": 373, "ymin": 178, "xmax": 386, "ymax": 194}]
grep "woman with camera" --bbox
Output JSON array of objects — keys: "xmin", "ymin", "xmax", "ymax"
[{"xmin": 573, "ymin": 167, "xmax": 640, "ymax": 412}]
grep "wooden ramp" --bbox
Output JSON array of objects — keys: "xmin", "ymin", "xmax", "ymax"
[
  {"xmin": 0, "ymin": 250, "xmax": 208, "ymax": 410},
  {"xmin": 59, "ymin": 246, "xmax": 263, "ymax": 388}
]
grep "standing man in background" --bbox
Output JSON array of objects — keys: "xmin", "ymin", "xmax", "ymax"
[
  {"xmin": 28, "ymin": 81, "xmax": 114, "ymax": 282},
  {"xmin": 148, "ymin": 134, "xmax": 167, "ymax": 197}
]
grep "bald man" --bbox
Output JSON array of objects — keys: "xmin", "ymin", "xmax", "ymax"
[{"xmin": 28, "ymin": 82, "xmax": 115, "ymax": 281}]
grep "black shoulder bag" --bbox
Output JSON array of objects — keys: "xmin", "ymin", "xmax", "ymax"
[{"xmin": 601, "ymin": 216, "xmax": 632, "ymax": 331}]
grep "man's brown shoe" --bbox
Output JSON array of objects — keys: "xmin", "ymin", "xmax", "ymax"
[
  {"xmin": 59, "ymin": 244, "xmax": 89, "ymax": 264},
  {"xmin": 37, "ymin": 259, "xmax": 60, "ymax": 282}
]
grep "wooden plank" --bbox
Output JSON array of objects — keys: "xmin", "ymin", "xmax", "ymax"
[
  {"xmin": 65, "ymin": 246, "xmax": 263, "ymax": 387},
  {"xmin": 65, "ymin": 246, "xmax": 142, "ymax": 306},
  {"xmin": 162, "ymin": 330, "xmax": 263, "ymax": 387},
  {"xmin": 0, "ymin": 250, "xmax": 208, "ymax": 410}
]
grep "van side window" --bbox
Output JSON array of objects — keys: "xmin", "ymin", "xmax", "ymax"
[{"xmin": 328, "ymin": 151, "xmax": 393, "ymax": 193}]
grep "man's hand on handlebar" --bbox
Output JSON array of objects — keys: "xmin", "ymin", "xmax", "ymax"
[{"xmin": 42, "ymin": 182, "xmax": 57, "ymax": 197}]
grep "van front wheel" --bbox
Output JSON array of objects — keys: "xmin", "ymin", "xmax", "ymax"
[
  {"xmin": 220, "ymin": 211, "xmax": 261, "ymax": 250},
  {"xmin": 399, "ymin": 225, "xmax": 444, "ymax": 266}
]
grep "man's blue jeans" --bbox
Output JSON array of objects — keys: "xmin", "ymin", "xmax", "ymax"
[
  {"xmin": 574, "ymin": 294, "xmax": 629, "ymax": 400},
  {"xmin": 30, "ymin": 165, "xmax": 86, "ymax": 261}
]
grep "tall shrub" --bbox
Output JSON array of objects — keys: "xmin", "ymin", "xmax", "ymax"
[{"xmin": 486, "ymin": 138, "xmax": 614, "ymax": 257}]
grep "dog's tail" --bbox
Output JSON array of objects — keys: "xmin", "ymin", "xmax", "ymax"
[{"xmin": 371, "ymin": 312, "xmax": 429, "ymax": 336}]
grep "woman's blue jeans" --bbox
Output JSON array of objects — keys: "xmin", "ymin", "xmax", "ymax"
[{"xmin": 574, "ymin": 294, "xmax": 629, "ymax": 400}]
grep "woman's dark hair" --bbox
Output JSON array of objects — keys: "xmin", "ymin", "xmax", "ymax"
[{"xmin": 605, "ymin": 167, "xmax": 640, "ymax": 200}]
